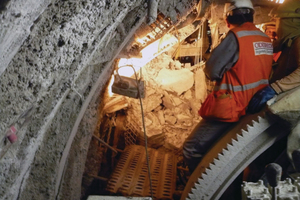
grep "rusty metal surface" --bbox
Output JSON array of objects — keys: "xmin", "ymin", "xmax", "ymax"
[{"xmin": 106, "ymin": 145, "xmax": 176, "ymax": 200}]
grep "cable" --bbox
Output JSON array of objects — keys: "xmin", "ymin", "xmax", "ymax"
[
  {"xmin": 118, "ymin": 65, "xmax": 154, "ymax": 199},
  {"xmin": 134, "ymin": 66, "xmax": 154, "ymax": 199},
  {"xmin": 195, "ymin": 21, "xmax": 204, "ymax": 66}
]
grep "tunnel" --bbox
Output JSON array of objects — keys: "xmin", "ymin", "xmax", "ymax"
[{"xmin": 0, "ymin": 0, "xmax": 291, "ymax": 200}]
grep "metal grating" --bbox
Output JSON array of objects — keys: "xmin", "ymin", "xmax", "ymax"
[
  {"xmin": 124, "ymin": 120, "xmax": 139, "ymax": 146},
  {"xmin": 106, "ymin": 145, "xmax": 177, "ymax": 199}
]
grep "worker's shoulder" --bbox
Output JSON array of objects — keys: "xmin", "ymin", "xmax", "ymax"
[{"xmin": 293, "ymin": 36, "xmax": 300, "ymax": 46}]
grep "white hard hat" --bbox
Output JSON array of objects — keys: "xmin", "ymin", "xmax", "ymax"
[{"xmin": 224, "ymin": 0, "xmax": 254, "ymax": 17}]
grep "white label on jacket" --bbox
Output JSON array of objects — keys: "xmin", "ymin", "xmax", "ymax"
[{"xmin": 253, "ymin": 42, "xmax": 273, "ymax": 55}]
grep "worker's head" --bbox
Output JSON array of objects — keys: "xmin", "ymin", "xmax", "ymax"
[
  {"xmin": 269, "ymin": 0, "xmax": 300, "ymax": 40},
  {"xmin": 224, "ymin": 0, "xmax": 254, "ymax": 27},
  {"xmin": 263, "ymin": 21, "xmax": 277, "ymax": 41}
]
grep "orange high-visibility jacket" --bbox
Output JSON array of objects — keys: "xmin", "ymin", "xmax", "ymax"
[{"xmin": 200, "ymin": 22, "xmax": 273, "ymax": 122}]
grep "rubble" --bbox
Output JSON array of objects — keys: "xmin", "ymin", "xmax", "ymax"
[
  {"xmin": 105, "ymin": 52, "xmax": 204, "ymax": 150},
  {"xmin": 156, "ymin": 68, "xmax": 194, "ymax": 95}
]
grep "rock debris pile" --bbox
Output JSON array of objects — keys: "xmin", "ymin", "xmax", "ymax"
[{"xmin": 104, "ymin": 52, "xmax": 209, "ymax": 150}]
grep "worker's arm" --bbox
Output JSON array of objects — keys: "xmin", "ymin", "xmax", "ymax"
[
  {"xmin": 248, "ymin": 37, "xmax": 300, "ymax": 114},
  {"xmin": 204, "ymin": 31, "xmax": 239, "ymax": 81},
  {"xmin": 271, "ymin": 38, "xmax": 300, "ymax": 94}
]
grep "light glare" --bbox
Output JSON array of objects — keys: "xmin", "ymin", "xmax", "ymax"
[{"xmin": 118, "ymin": 33, "xmax": 178, "ymax": 77}]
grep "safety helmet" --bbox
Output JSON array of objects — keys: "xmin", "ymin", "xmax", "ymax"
[
  {"xmin": 269, "ymin": 0, "xmax": 300, "ymax": 18},
  {"xmin": 224, "ymin": 0, "xmax": 254, "ymax": 17}
]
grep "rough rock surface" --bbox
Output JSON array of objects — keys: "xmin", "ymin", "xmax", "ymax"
[
  {"xmin": 0, "ymin": 0, "xmax": 279, "ymax": 199},
  {"xmin": 121, "ymin": 53, "xmax": 204, "ymax": 149},
  {"xmin": 156, "ymin": 68, "xmax": 194, "ymax": 95}
]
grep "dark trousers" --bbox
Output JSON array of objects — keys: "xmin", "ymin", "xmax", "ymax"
[{"xmin": 183, "ymin": 119, "xmax": 236, "ymax": 172}]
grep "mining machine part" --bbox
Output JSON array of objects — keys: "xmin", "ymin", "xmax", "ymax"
[
  {"xmin": 242, "ymin": 177, "xmax": 300, "ymax": 199},
  {"xmin": 195, "ymin": 0, "xmax": 211, "ymax": 20},
  {"xmin": 106, "ymin": 145, "xmax": 177, "ymax": 200},
  {"xmin": 180, "ymin": 110, "xmax": 290, "ymax": 200},
  {"xmin": 120, "ymin": 12, "xmax": 174, "ymax": 58}
]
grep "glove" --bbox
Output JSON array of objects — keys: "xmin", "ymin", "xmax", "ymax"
[{"xmin": 247, "ymin": 85, "xmax": 276, "ymax": 114}]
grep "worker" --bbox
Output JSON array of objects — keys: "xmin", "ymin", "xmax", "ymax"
[
  {"xmin": 247, "ymin": 0, "xmax": 300, "ymax": 114},
  {"xmin": 183, "ymin": 0, "xmax": 273, "ymax": 173},
  {"xmin": 247, "ymin": 0, "xmax": 300, "ymax": 168},
  {"xmin": 263, "ymin": 21, "xmax": 277, "ymax": 42},
  {"xmin": 263, "ymin": 21, "xmax": 281, "ymax": 62}
]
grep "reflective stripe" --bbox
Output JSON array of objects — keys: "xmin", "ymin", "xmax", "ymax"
[
  {"xmin": 236, "ymin": 30, "xmax": 268, "ymax": 38},
  {"xmin": 214, "ymin": 79, "xmax": 269, "ymax": 92}
]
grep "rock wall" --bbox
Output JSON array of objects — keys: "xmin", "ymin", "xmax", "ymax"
[{"xmin": 0, "ymin": 0, "xmax": 198, "ymax": 199}]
